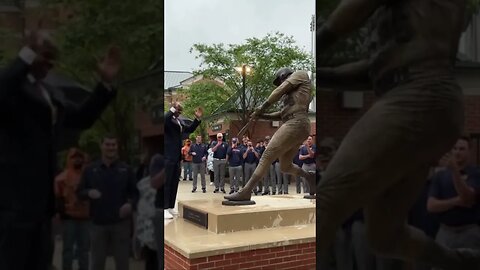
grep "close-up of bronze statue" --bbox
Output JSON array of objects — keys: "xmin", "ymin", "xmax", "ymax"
[{"xmin": 316, "ymin": 0, "xmax": 479, "ymax": 269}]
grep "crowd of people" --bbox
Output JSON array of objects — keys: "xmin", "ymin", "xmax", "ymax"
[
  {"xmin": 51, "ymin": 134, "xmax": 165, "ymax": 270},
  {"xmin": 175, "ymin": 133, "xmax": 317, "ymax": 199}
]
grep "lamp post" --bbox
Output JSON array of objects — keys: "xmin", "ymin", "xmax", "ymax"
[{"xmin": 235, "ymin": 64, "xmax": 252, "ymax": 122}]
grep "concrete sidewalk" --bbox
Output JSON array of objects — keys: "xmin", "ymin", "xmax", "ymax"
[{"xmin": 52, "ymin": 237, "xmax": 145, "ymax": 270}]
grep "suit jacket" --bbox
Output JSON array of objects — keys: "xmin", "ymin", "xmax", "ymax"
[
  {"xmin": 0, "ymin": 56, "xmax": 116, "ymax": 222},
  {"xmin": 164, "ymin": 110, "xmax": 200, "ymax": 163}
]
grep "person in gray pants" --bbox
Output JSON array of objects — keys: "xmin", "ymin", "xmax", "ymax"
[
  {"xmin": 211, "ymin": 133, "xmax": 228, "ymax": 193},
  {"xmin": 263, "ymin": 162, "xmax": 276, "ymax": 195},
  {"xmin": 243, "ymin": 140, "xmax": 259, "ymax": 189},
  {"xmin": 189, "ymin": 135, "xmax": 208, "ymax": 193},
  {"xmin": 299, "ymin": 136, "xmax": 316, "ymax": 194},
  {"xmin": 293, "ymin": 145, "xmax": 304, "ymax": 193},
  {"xmin": 227, "ymin": 138, "xmax": 244, "ymax": 194},
  {"xmin": 274, "ymin": 159, "xmax": 289, "ymax": 194},
  {"xmin": 262, "ymin": 139, "xmax": 275, "ymax": 195}
]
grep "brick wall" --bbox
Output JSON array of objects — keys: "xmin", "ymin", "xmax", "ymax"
[
  {"xmin": 316, "ymin": 90, "xmax": 376, "ymax": 142},
  {"xmin": 318, "ymin": 90, "xmax": 480, "ymax": 140},
  {"xmin": 317, "ymin": 90, "xmax": 480, "ymax": 163},
  {"xmin": 164, "ymin": 242, "xmax": 316, "ymax": 270}
]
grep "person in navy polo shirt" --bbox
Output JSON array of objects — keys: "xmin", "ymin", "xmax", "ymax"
[
  {"xmin": 227, "ymin": 138, "xmax": 244, "ymax": 194},
  {"xmin": 211, "ymin": 133, "xmax": 228, "ymax": 193},
  {"xmin": 428, "ymin": 136, "xmax": 480, "ymax": 251},
  {"xmin": 299, "ymin": 136, "xmax": 316, "ymax": 194},
  {"xmin": 189, "ymin": 135, "xmax": 208, "ymax": 193},
  {"xmin": 293, "ymin": 144, "xmax": 304, "ymax": 194},
  {"xmin": 240, "ymin": 136, "xmax": 249, "ymax": 152},
  {"xmin": 262, "ymin": 136, "xmax": 275, "ymax": 196},
  {"xmin": 243, "ymin": 140, "xmax": 259, "ymax": 189}
]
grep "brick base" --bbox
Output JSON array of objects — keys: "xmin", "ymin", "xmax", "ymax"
[{"xmin": 164, "ymin": 242, "xmax": 316, "ymax": 270}]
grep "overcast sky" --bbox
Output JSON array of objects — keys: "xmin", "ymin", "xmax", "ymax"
[{"xmin": 165, "ymin": 0, "xmax": 315, "ymax": 72}]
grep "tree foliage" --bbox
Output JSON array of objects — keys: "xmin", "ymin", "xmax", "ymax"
[
  {"xmin": 189, "ymin": 32, "xmax": 313, "ymax": 129},
  {"xmin": 40, "ymin": 0, "xmax": 162, "ymax": 162},
  {"xmin": 177, "ymin": 81, "xmax": 230, "ymax": 140}
]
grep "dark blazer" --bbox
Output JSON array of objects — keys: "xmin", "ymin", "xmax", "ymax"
[
  {"xmin": 0, "ymin": 56, "xmax": 116, "ymax": 222},
  {"xmin": 164, "ymin": 110, "xmax": 200, "ymax": 163}
]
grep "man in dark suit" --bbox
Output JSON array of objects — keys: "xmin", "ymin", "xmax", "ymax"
[
  {"xmin": 162, "ymin": 102, "xmax": 202, "ymax": 219},
  {"xmin": 0, "ymin": 29, "xmax": 120, "ymax": 270}
]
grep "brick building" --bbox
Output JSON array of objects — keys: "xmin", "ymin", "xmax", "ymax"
[
  {"xmin": 317, "ymin": 61, "xmax": 480, "ymax": 164},
  {"xmin": 164, "ymin": 70, "xmax": 193, "ymax": 105},
  {"xmin": 123, "ymin": 65, "xmax": 163, "ymax": 155}
]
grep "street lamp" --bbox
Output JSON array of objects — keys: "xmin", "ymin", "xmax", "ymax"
[{"xmin": 235, "ymin": 64, "xmax": 252, "ymax": 122}]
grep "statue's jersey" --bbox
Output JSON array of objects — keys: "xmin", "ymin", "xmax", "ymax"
[
  {"xmin": 265, "ymin": 70, "xmax": 312, "ymax": 120},
  {"xmin": 368, "ymin": 0, "xmax": 465, "ymax": 81}
]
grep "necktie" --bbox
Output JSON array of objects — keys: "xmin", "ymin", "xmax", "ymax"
[
  {"xmin": 36, "ymin": 82, "xmax": 58, "ymax": 126},
  {"xmin": 174, "ymin": 117, "xmax": 182, "ymax": 133}
]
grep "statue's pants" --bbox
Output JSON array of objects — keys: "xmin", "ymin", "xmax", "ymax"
[
  {"xmin": 247, "ymin": 115, "xmax": 312, "ymax": 186},
  {"xmin": 317, "ymin": 73, "xmax": 465, "ymax": 269}
]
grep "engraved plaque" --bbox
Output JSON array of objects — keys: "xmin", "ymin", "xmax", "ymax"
[{"xmin": 183, "ymin": 206, "xmax": 208, "ymax": 229}]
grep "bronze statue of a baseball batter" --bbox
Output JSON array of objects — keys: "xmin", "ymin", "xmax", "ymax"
[
  {"xmin": 223, "ymin": 68, "xmax": 316, "ymax": 205},
  {"xmin": 316, "ymin": 0, "xmax": 480, "ymax": 269}
]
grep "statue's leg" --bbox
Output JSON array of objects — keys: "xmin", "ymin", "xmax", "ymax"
[
  {"xmin": 278, "ymin": 145, "xmax": 316, "ymax": 197},
  {"xmin": 224, "ymin": 124, "xmax": 296, "ymax": 201},
  {"xmin": 318, "ymin": 80, "xmax": 465, "ymax": 269},
  {"xmin": 278, "ymin": 147, "xmax": 313, "ymax": 179}
]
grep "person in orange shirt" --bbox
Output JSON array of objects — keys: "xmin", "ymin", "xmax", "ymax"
[
  {"xmin": 181, "ymin": 139, "xmax": 193, "ymax": 181},
  {"xmin": 54, "ymin": 148, "xmax": 90, "ymax": 270}
]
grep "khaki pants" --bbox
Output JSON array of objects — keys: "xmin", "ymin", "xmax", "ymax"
[{"xmin": 317, "ymin": 74, "xmax": 464, "ymax": 269}]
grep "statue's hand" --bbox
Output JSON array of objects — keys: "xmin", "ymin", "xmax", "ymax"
[{"xmin": 250, "ymin": 108, "xmax": 262, "ymax": 120}]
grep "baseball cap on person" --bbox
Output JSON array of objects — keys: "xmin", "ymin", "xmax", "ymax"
[
  {"xmin": 217, "ymin": 133, "xmax": 223, "ymax": 138},
  {"xmin": 232, "ymin": 138, "xmax": 238, "ymax": 143}
]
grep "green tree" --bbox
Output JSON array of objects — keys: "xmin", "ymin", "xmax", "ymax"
[
  {"xmin": 41, "ymin": 0, "xmax": 162, "ymax": 162},
  {"xmin": 177, "ymin": 81, "xmax": 230, "ymax": 139},
  {"xmin": 187, "ymin": 32, "xmax": 313, "ymax": 136}
]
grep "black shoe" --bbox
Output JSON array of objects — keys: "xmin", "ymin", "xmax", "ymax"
[
  {"xmin": 221, "ymin": 189, "xmax": 226, "ymax": 193},
  {"xmin": 262, "ymin": 191, "xmax": 270, "ymax": 196},
  {"xmin": 229, "ymin": 190, "xmax": 235, "ymax": 194},
  {"xmin": 214, "ymin": 188, "xmax": 219, "ymax": 193},
  {"xmin": 272, "ymin": 191, "xmax": 276, "ymax": 195},
  {"xmin": 278, "ymin": 191, "xmax": 283, "ymax": 195},
  {"xmin": 192, "ymin": 188, "xmax": 196, "ymax": 193},
  {"xmin": 189, "ymin": 179, "xmax": 193, "ymax": 181},
  {"xmin": 285, "ymin": 192, "xmax": 288, "ymax": 194},
  {"xmin": 202, "ymin": 188, "xmax": 206, "ymax": 193},
  {"xmin": 183, "ymin": 178, "xmax": 187, "ymax": 181}
]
